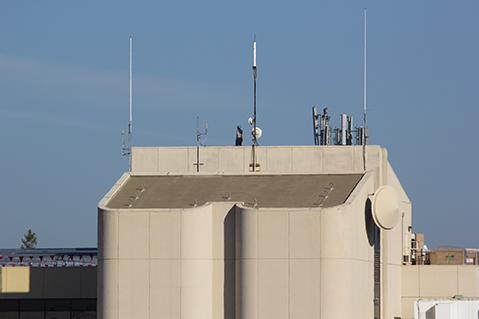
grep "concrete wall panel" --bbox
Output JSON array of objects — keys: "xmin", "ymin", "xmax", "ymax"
[
  {"xmin": 366, "ymin": 146, "xmax": 382, "ymax": 189},
  {"xmin": 320, "ymin": 207, "xmax": 353, "ymax": 259},
  {"xmin": 322, "ymin": 147, "xmax": 353, "ymax": 172},
  {"xmin": 402, "ymin": 265, "xmax": 419, "ymax": 297},
  {"xmin": 264, "ymin": 147, "xmax": 292, "ymax": 173},
  {"xmin": 320, "ymin": 259, "xmax": 355, "ymax": 318},
  {"xmin": 387, "ymin": 223, "xmax": 404, "ymax": 266},
  {"xmin": 387, "ymin": 264, "xmax": 403, "ymax": 318},
  {"xmin": 258, "ymin": 259, "xmax": 289, "ymax": 319},
  {"xmin": 181, "ymin": 205, "xmax": 212, "ymax": 259},
  {"xmin": 289, "ymin": 210, "xmax": 321, "ymax": 259},
  {"xmin": 118, "ymin": 211, "xmax": 149, "ymax": 259},
  {"xmin": 419, "ymin": 266, "xmax": 458, "ymax": 297},
  {"xmin": 98, "ymin": 259, "xmax": 118, "ymax": 319},
  {"xmin": 235, "ymin": 207, "xmax": 258, "ymax": 260},
  {"xmin": 132, "ymin": 147, "xmax": 158, "ymax": 172},
  {"xmin": 401, "ymin": 297, "xmax": 417, "ymax": 319},
  {"xmin": 218, "ymin": 148, "xmax": 245, "ymax": 173},
  {"xmin": 292, "ymin": 147, "xmax": 322, "ymax": 172},
  {"xmin": 157, "ymin": 148, "xmax": 188, "ymax": 173},
  {"xmin": 190, "ymin": 147, "xmax": 219, "ymax": 173},
  {"xmin": 235, "ymin": 258, "xmax": 258, "ymax": 319},
  {"xmin": 258, "ymin": 211, "xmax": 288, "ymax": 259},
  {"xmin": 290, "ymin": 259, "xmax": 320, "ymax": 318},
  {"xmin": 150, "ymin": 259, "xmax": 180, "ymax": 319},
  {"xmin": 98, "ymin": 210, "xmax": 119, "ymax": 260},
  {"xmin": 181, "ymin": 259, "xmax": 213, "ymax": 319},
  {"xmin": 150, "ymin": 211, "xmax": 180, "ymax": 259},
  {"xmin": 458, "ymin": 266, "xmax": 477, "ymax": 297},
  {"xmin": 118, "ymin": 259, "xmax": 149, "ymax": 319}
]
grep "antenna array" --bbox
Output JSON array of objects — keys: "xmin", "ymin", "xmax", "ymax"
[
  {"xmin": 312, "ymin": 106, "xmax": 365, "ymax": 146},
  {"xmin": 312, "ymin": 10, "xmax": 369, "ymax": 171}
]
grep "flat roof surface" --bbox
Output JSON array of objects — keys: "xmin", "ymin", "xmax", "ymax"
[{"xmin": 106, "ymin": 174, "xmax": 364, "ymax": 209}]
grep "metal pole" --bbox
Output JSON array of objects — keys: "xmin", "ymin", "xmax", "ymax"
[
  {"xmin": 129, "ymin": 37, "xmax": 133, "ymax": 172},
  {"xmin": 197, "ymin": 117, "xmax": 200, "ymax": 172},
  {"xmin": 312, "ymin": 106, "xmax": 319, "ymax": 145},
  {"xmin": 363, "ymin": 9, "xmax": 367, "ymax": 171},
  {"xmin": 252, "ymin": 39, "xmax": 257, "ymax": 171}
]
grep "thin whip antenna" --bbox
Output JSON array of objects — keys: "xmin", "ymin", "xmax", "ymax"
[
  {"xmin": 129, "ymin": 37, "xmax": 132, "ymax": 171},
  {"xmin": 253, "ymin": 36, "xmax": 257, "ymax": 144},
  {"xmin": 122, "ymin": 37, "xmax": 132, "ymax": 172},
  {"xmin": 130, "ymin": 37, "xmax": 133, "ymax": 133},
  {"xmin": 363, "ymin": 9, "xmax": 367, "ymax": 171}
]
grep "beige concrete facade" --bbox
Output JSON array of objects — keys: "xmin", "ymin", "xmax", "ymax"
[
  {"xmin": 401, "ymin": 265, "xmax": 479, "ymax": 318},
  {"xmin": 98, "ymin": 145, "xmax": 412, "ymax": 319}
]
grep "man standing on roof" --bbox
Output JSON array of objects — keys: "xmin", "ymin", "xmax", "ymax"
[{"xmin": 235, "ymin": 125, "xmax": 244, "ymax": 146}]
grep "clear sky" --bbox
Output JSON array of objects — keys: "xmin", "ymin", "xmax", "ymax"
[{"xmin": 0, "ymin": 1, "xmax": 477, "ymax": 249}]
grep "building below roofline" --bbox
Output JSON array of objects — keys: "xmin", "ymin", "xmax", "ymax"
[
  {"xmin": 0, "ymin": 249, "xmax": 97, "ymax": 318},
  {"xmin": 98, "ymin": 145, "xmax": 412, "ymax": 319}
]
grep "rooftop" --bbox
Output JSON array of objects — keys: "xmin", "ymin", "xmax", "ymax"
[{"xmin": 106, "ymin": 173, "xmax": 365, "ymax": 209}]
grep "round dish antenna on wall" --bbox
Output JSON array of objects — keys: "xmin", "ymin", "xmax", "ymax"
[
  {"xmin": 251, "ymin": 127, "xmax": 262, "ymax": 139},
  {"xmin": 371, "ymin": 185, "xmax": 400, "ymax": 230}
]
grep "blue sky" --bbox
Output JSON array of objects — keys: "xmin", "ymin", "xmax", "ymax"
[{"xmin": 0, "ymin": 1, "xmax": 477, "ymax": 249}]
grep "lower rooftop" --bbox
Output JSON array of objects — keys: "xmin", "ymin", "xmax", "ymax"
[{"xmin": 106, "ymin": 173, "xmax": 365, "ymax": 209}]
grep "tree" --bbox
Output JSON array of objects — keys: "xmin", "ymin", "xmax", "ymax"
[{"xmin": 21, "ymin": 229, "xmax": 37, "ymax": 249}]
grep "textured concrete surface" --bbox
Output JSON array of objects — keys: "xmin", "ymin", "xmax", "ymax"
[{"xmin": 106, "ymin": 173, "xmax": 364, "ymax": 209}]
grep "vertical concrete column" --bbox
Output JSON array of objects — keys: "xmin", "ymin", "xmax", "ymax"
[
  {"xmin": 235, "ymin": 206, "xmax": 258, "ymax": 319},
  {"xmin": 180, "ymin": 205, "xmax": 214, "ymax": 319},
  {"xmin": 97, "ymin": 209, "xmax": 119, "ymax": 319}
]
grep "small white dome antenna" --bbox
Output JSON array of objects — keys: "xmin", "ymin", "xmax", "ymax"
[{"xmin": 251, "ymin": 127, "xmax": 262, "ymax": 139}]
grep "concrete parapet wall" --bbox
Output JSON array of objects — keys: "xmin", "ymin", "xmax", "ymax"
[{"xmin": 132, "ymin": 145, "xmax": 383, "ymax": 175}]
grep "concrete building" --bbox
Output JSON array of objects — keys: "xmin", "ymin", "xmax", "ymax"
[
  {"xmin": 1, "ymin": 145, "xmax": 477, "ymax": 319},
  {"xmin": 97, "ymin": 145, "xmax": 406, "ymax": 318},
  {"xmin": 97, "ymin": 145, "xmax": 479, "ymax": 319}
]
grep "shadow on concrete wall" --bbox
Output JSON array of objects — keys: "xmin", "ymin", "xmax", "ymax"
[
  {"xmin": 365, "ymin": 198, "xmax": 375, "ymax": 247},
  {"xmin": 223, "ymin": 206, "xmax": 236, "ymax": 319}
]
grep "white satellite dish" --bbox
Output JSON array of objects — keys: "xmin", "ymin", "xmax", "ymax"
[
  {"xmin": 251, "ymin": 127, "xmax": 262, "ymax": 139},
  {"xmin": 248, "ymin": 117, "xmax": 254, "ymax": 125},
  {"xmin": 371, "ymin": 185, "xmax": 400, "ymax": 230}
]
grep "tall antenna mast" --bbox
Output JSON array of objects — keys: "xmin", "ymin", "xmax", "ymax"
[
  {"xmin": 363, "ymin": 9, "xmax": 367, "ymax": 171},
  {"xmin": 129, "ymin": 36, "xmax": 132, "ymax": 171},
  {"xmin": 122, "ymin": 37, "xmax": 132, "ymax": 172},
  {"xmin": 252, "ymin": 36, "xmax": 258, "ymax": 171},
  {"xmin": 253, "ymin": 37, "xmax": 257, "ymax": 145}
]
